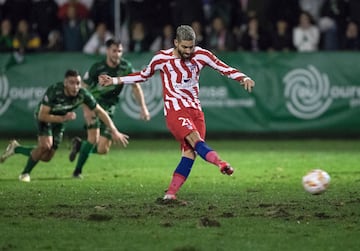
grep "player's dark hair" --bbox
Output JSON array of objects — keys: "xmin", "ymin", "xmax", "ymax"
[
  {"xmin": 65, "ymin": 69, "xmax": 80, "ymax": 78},
  {"xmin": 176, "ymin": 25, "xmax": 196, "ymax": 41},
  {"xmin": 106, "ymin": 38, "xmax": 122, "ymax": 48}
]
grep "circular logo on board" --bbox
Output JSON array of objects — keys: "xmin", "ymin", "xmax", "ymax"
[
  {"xmin": 283, "ymin": 65, "xmax": 332, "ymax": 119},
  {"xmin": 0, "ymin": 74, "xmax": 12, "ymax": 116}
]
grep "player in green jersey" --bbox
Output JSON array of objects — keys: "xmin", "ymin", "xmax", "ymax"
[
  {"xmin": 0, "ymin": 69, "xmax": 129, "ymax": 182},
  {"xmin": 69, "ymin": 39, "xmax": 150, "ymax": 178}
]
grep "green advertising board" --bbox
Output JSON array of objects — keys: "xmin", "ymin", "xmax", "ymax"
[{"xmin": 0, "ymin": 51, "xmax": 359, "ymax": 136}]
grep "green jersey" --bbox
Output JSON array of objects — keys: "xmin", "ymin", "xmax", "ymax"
[
  {"xmin": 36, "ymin": 82, "xmax": 97, "ymax": 116},
  {"xmin": 84, "ymin": 58, "xmax": 134, "ymax": 108}
]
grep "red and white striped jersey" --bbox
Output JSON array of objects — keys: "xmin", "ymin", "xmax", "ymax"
[{"xmin": 120, "ymin": 46, "xmax": 247, "ymax": 115}]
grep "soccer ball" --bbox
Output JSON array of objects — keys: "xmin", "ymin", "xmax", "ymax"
[{"xmin": 302, "ymin": 169, "xmax": 330, "ymax": 195}]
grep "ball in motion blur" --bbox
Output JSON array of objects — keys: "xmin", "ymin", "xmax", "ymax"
[{"xmin": 302, "ymin": 169, "xmax": 330, "ymax": 195}]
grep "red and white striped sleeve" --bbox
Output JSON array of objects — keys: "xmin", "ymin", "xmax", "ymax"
[
  {"xmin": 120, "ymin": 52, "xmax": 166, "ymax": 84},
  {"xmin": 195, "ymin": 47, "xmax": 248, "ymax": 82}
]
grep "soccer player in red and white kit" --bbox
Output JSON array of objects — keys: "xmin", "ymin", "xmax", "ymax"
[{"xmin": 99, "ymin": 25, "xmax": 255, "ymax": 201}]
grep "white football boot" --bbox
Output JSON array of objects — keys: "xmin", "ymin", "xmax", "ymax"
[{"xmin": 0, "ymin": 140, "xmax": 19, "ymax": 163}]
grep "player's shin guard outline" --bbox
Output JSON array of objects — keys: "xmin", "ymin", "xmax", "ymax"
[
  {"xmin": 174, "ymin": 156, "xmax": 194, "ymax": 178},
  {"xmin": 194, "ymin": 141, "xmax": 220, "ymax": 165}
]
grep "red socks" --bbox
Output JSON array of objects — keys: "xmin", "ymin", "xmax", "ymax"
[
  {"xmin": 205, "ymin": 150, "xmax": 221, "ymax": 165},
  {"xmin": 166, "ymin": 173, "xmax": 186, "ymax": 196}
]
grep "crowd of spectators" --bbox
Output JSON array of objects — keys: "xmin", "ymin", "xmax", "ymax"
[{"xmin": 0, "ymin": 0, "xmax": 359, "ymax": 56}]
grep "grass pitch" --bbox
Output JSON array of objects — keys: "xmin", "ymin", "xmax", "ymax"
[{"xmin": 0, "ymin": 139, "xmax": 359, "ymax": 251}]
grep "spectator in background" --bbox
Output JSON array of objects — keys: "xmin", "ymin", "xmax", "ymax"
[
  {"xmin": 266, "ymin": 0, "xmax": 300, "ymax": 30},
  {"xmin": 239, "ymin": 16, "xmax": 270, "ymax": 51},
  {"xmin": 57, "ymin": 0, "xmax": 89, "ymax": 21},
  {"xmin": 341, "ymin": 21, "xmax": 360, "ymax": 50},
  {"xmin": 208, "ymin": 0, "xmax": 239, "ymax": 32},
  {"xmin": 348, "ymin": 0, "xmax": 360, "ymax": 29},
  {"xmin": 318, "ymin": 0, "xmax": 349, "ymax": 51},
  {"xmin": 44, "ymin": 29, "xmax": 63, "ymax": 51},
  {"xmin": 207, "ymin": 16, "xmax": 236, "ymax": 52},
  {"xmin": 293, "ymin": 11, "xmax": 320, "ymax": 52},
  {"xmin": 83, "ymin": 22, "xmax": 112, "ymax": 54},
  {"xmin": 171, "ymin": 0, "xmax": 204, "ymax": 27},
  {"xmin": 233, "ymin": 0, "xmax": 250, "ymax": 44},
  {"xmin": 124, "ymin": 0, "xmax": 172, "ymax": 39},
  {"xmin": 90, "ymin": 0, "xmax": 115, "ymax": 31},
  {"xmin": 150, "ymin": 24, "xmax": 174, "ymax": 52},
  {"xmin": 0, "ymin": 1, "xmax": 4, "ymax": 21},
  {"xmin": 0, "ymin": 18, "xmax": 13, "ymax": 52},
  {"xmin": 243, "ymin": 0, "xmax": 271, "ymax": 32},
  {"xmin": 299, "ymin": 0, "xmax": 326, "ymax": 23},
  {"xmin": 191, "ymin": 20, "xmax": 207, "ymax": 48},
  {"xmin": 269, "ymin": 19, "xmax": 294, "ymax": 51},
  {"xmin": 62, "ymin": 4, "xmax": 93, "ymax": 51},
  {"xmin": 13, "ymin": 19, "xmax": 41, "ymax": 53},
  {"xmin": 128, "ymin": 21, "xmax": 152, "ymax": 53},
  {"xmin": 1, "ymin": 0, "xmax": 31, "ymax": 25},
  {"xmin": 30, "ymin": 0, "xmax": 60, "ymax": 46}
]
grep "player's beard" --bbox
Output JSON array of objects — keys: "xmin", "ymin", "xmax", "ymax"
[
  {"xmin": 176, "ymin": 48, "xmax": 192, "ymax": 60},
  {"xmin": 109, "ymin": 56, "xmax": 120, "ymax": 66}
]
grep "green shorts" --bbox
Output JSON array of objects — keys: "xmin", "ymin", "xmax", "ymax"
[
  {"xmin": 85, "ymin": 105, "xmax": 115, "ymax": 140},
  {"xmin": 37, "ymin": 120, "xmax": 65, "ymax": 150}
]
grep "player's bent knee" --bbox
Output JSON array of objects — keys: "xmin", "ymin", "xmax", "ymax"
[
  {"xmin": 183, "ymin": 149, "xmax": 196, "ymax": 159},
  {"xmin": 185, "ymin": 130, "xmax": 202, "ymax": 148},
  {"xmin": 41, "ymin": 157, "xmax": 52, "ymax": 162},
  {"xmin": 97, "ymin": 148, "xmax": 109, "ymax": 154},
  {"xmin": 41, "ymin": 150, "xmax": 55, "ymax": 162}
]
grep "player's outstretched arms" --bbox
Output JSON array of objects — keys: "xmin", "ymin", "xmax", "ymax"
[
  {"xmin": 98, "ymin": 74, "xmax": 123, "ymax": 86},
  {"xmin": 240, "ymin": 77, "xmax": 255, "ymax": 93}
]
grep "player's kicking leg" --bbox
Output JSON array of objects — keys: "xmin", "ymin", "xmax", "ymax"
[
  {"xmin": 218, "ymin": 161, "xmax": 234, "ymax": 175},
  {"xmin": 186, "ymin": 131, "xmax": 234, "ymax": 175}
]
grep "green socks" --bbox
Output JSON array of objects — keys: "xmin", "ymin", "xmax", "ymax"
[
  {"xmin": 74, "ymin": 141, "xmax": 95, "ymax": 174},
  {"xmin": 16, "ymin": 146, "xmax": 37, "ymax": 174},
  {"xmin": 22, "ymin": 156, "xmax": 38, "ymax": 174},
  {"xmin": 15, "ymin": 145, "xmax": 35, "ymax": 156}
]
